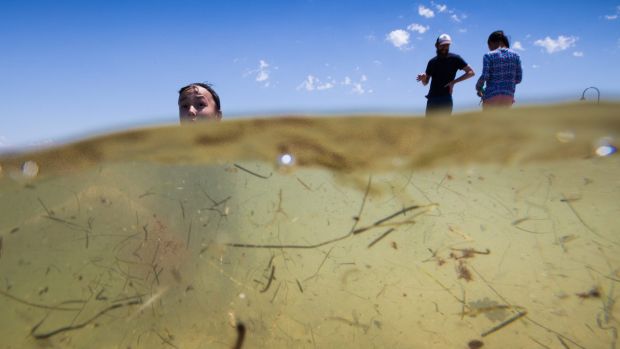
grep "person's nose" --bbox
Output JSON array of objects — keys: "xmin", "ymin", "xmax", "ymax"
[{"xmin": 188, "ymin": 106, "xmax": 197, "ymax": 116}]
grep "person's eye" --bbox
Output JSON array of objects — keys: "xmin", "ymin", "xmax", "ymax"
[
  {"xmin": 198, "ymin": 102, "xmax": 207, "ymax": 108},
  {"xmin": 181, "ymin": 104, "xmax": 189, "ymax": 109}
]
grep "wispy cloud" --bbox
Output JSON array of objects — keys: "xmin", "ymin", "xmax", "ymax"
[
  {"xmin": 418, "ymin": 5, "xmax": 435, "ymax": 18},
  {"xmin": 342, "ymin": 75, "xmax": 371, "ymax": 94},
  {"xmin": 297, "ymin": 75, "xmax": 335, "ymax": 92},
  {"xmin": 407, "ymin": 23, "xmax": 429, "ymax": 34},
  {"xmin": 604, "ymin": 5, "xmax": 620, "ymax": 20},
  {"xmin": 513, "ymin": 41, "xmax": 525, "ymax": 51},
  {"xmin": 386, "ymin": 29, "xmax": 410, "ymax": 49},
  {"xmin": 534, "ymin": 35, "xmax": 578, "ymax": 54},
  {"xmin": 298, "ymin": 74, "xmax": 371, "ymax": 94},
  {"xmin": 244, "ymin": 60, "xmax": 272, "ymax": 87},
  {"xmin": 433, "ymin": 2, "xmax": 447, "ymax": 12},
  {"xmin": 256, "ymin": 60, "xmax": 269, "ymax": 83},
  {"xmin": 573, "ymin": 51, "xmax": 584, "ymax": 57}
]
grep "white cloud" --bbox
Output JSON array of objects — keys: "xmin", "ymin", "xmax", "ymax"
[
  {"xmin": 418, "ymin": 5, "xmax": 435, "ymax": 18},
  {"xmin": 534, "ymin": 35, "xmax": 578, "ymax": 54},
  {"xmin": 341, "ymin": 75, "xmax": 370, "ymax": 94},
  {"xmin": 435, "ymin": 3, "xmax": 447, "ymax": 12},
  {"xmin": 352, "ymin": 83, "xmax": 365, "ymax": 95},
  {"xmin": 372, "ymin": 60, "xmax": 382, "ymax": 66},
  {"xmin": 573, "ymin": 51, "xmax": 584, "ymax": 57},
  {"xmin": 513, "ymin": 41, "xmax": 525, "ymax": 51},
  {"xmin": 297, "ymin": 75, "xmax": 334, "ymax": 92},
  {"xmin": 605, "ymin": 6, "xmax": 620, "ymax": 20},
  {"xmin": 386, "ymin": 29, "xmax": 410, "ymax": 48},
  {"xmin": 244, "ymin": 60, "xmax": 272, "ymax": 86},
  {"xmin": 458, "ymin": 28, "xmax": 467, "ymax": 33},
  {"xmin": 532, "ymin": 64, "xmax": 540, "ymax": 69},
  {"xmin": 365, "ymin": 34, "xmax": 377, "ymax": 41},
  {"xmin": 256, "ymin": 60, "xmax": 269, "ymax": 82},
  {"xmin": 299, "ymin": 74, "xmax": 370, "ymax": 94},
  {"xmin": 317, "ymin": 82, "xmax": 334, "ymax": 90},
  {"xmin": 450, "ymin": 14, "xmax": 463, "ymax": 22},
  {"xmin": 407, "ymin": 23, "xmax": 430, "ymax": 34}
]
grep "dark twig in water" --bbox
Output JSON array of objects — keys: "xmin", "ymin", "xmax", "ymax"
[
  {"xmin": 367, "ymin": 228, "xmax": 396, "ymax": 249},
  {"xmin": 0, "ymin": 289, "xmax": 83, "ymax": 311},
  {"xmin": 480, "ymin": 310, "xmax": 527, "ymax": 337},
  {"xmin": 179, "ymin": 200, "xmax": 186, "ymax": 221},
  {"xmin": 154, "ymin": 331, "xmax": 179, "ymax": 349},
  {"xmin": 557, "ymin": 335, "xmax": 570, "ymax": 349},
  {"xmin": 37, "ymin": 197, "xmax": 53, "ymax": 216},
  {"xmin": 304, "ymin": 247, "xmax": 334, "ymax": 282},
  {"xmin": 350, "ymin": 176, "xmax": 372, "ymax": 234},
  {"xmin": 369, "ymin": 205, "xmax": 420, "ymax": 228},
  {"xmin": 296, "ymin": 279, "xmax": 304, "ymax": 293},
  {"xmin": 186, "ymin": 220, "xmax": 192, "ymax": 250},
  {"xmin": 562, "ymin": 193, "xmax": 612, "ymax": 243},
  {"xmin": 234, "ymin": 163, "xmax": 272, "ymax": 179},
  {"xmin": 31, "ymin": 299, "xmax": 141, "ymax": 339},
  {"xmin": 260, "ymin": 265, "xmax": 276, "ymax": 293},
  {"xmin": 270, "ymin": 282, "xmax": 282, "ymax": 303},
  {"xmin": 233, "ymin": 322, "xmax": 246, "ymax": 349},
  {"xmin": 227, "ymin": 204, "xmax": 435, "ymax": 249},
  {"xmin": 524, "ymin": 317, "xmax": 586, "ymax": 349}
]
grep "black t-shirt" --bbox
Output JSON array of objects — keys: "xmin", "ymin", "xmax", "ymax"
[{"xmin": 425, "ymin": 53, "xmax": 467, "ymax": 97}]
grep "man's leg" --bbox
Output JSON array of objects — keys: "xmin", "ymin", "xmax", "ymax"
[{"xmin": 426, "ymin": 96, "xmax": 453, "ymax": 116}]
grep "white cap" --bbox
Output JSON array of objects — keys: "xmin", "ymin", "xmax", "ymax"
[{"xmin": 436, "ymin": 34, "xmax": 452, "ymax": 45}]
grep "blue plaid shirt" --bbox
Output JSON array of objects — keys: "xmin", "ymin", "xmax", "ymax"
[{"xmin": 476, "ymin": 48, "xmax": 522, "ymax": 100}]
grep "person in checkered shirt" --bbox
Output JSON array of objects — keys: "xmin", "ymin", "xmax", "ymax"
[{"xmin": 475, "ymin": 31, "xmax": 523, "ymax": 108}]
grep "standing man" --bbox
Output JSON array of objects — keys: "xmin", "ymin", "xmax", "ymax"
[{"xmin": 417, "ymin": 34, "xmax": 475, "ymax": 116}]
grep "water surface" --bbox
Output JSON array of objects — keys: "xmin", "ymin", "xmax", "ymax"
[{"xmin": 1, "ymin": 103, "xmax": 619, "ymax": 348}]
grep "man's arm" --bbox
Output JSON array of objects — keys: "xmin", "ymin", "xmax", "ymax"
[{"xmin": 445, "ymin": 65, "xmax": 475, "ymax": 93}]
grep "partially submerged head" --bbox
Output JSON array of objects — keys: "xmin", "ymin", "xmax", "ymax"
[
  {"xmin": 487, "ymin": 30, "xmax": 510, "ymax": 50},
  {"xmin": 435, "ymin": 33, "xmax": 452, "ymax": 57},
  {"xmin": 178, "ymin": 83, "xmax": 222, "ymax": 122}
]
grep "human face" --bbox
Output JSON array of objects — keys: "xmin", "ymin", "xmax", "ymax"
[
  {"xmin": 436, "ymin": 43, "xmax": 450, "ymax": 57},
  {"xmin": 178, "ymin": 85, "xmax": 221, "ymax": 122}
]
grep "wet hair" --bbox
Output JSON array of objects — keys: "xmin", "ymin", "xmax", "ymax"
[
  {"xmin": 488, "ymin": 30, "xmax": 510, "ymax": 48},
  {"xmin": 178, "ymin": 82, "xmax": 221, "ymax": 113}
]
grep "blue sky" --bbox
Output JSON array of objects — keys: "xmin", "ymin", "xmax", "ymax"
[{"xmin": 1, "ymin": 0, "xmax": 619, "ymax": 149}]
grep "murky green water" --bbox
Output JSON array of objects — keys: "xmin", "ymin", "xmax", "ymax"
[{"xmin": 1, "ymin": 103, "xmax": 619, "ymax": 349}]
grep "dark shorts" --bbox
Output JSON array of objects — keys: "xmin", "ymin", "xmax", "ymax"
[{"xmin": 425, "ymin": 95, "xmax": 453, "ymax": 116}]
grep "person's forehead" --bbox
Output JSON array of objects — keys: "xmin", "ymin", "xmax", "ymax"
[{"xmin": 179, "ymin": 86, "xmax": 214, "ymax": 102}]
